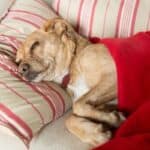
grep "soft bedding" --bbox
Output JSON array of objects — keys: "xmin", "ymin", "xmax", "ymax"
[
  {"xmin": 0, "ymin": 0, "xmax": 72, "ymax": 147},
  {"xmin": 0, "ymin": 0, "xmax": 149, "ymax": 149},
  {"xmin": 0, "ymin": 0, "xmax": 15, "ymax": 19}
]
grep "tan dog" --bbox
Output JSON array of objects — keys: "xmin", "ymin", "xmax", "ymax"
[{"xmin": 16, "ymin": 18, "xmax": 124, "ymax": 146}]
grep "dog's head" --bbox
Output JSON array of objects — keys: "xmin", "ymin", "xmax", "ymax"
[{"xmin": 16, "ymin": 18, "xmax": 76, "ymax": 82}]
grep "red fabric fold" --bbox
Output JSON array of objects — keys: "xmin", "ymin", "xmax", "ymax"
[{"xmin": 91, "ymin": 32, "xmax": 150, "ymax": 150}]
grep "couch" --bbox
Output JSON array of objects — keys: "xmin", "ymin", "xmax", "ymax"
[
  {"xmin": 0, "ymin": 0, "xmax": 149, "ymax": 150},
  {"xmin": 0, "ymin": 111, "xmax": 90, "ymax": 150}
]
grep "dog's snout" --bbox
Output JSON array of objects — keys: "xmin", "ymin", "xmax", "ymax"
[{"xmin": 19, "ymin": 63, "xmax": 30, "ymax": 75}]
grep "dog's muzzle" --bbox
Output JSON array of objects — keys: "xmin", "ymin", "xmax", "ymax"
[{"xmin": 18, "ymin": 63, "xmax": 39, "ymax": 81}]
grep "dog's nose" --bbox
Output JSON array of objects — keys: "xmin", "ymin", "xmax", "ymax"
[{"xmin": 19, "ymin": 63, "xmax": 30, "ymax": 75}]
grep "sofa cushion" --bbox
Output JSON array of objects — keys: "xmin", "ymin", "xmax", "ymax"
[
  {"xmin": 44, "ymin": 0, "xmax": 53, "ymax": 5},
  {"xmin": 0, "ymin": 111, "xmax": 90, "ymax": 150},
  {"xmin": 0, "ymin": 0, "xmax": 72, "ymax": 147},
  {"xmin": 30, "ymin": 110, "xmax": 90, "ymax": 150},
  {"xmin": 0, "ymin": 0, "xmax": 56, "ymax": 43},
  {"xmin": 0, "ymin": 0, "xmax": 15, "ymax": 19},
  {"xmin": 52, "ymin": 0, "xmax": 150, "ymax": 38}
]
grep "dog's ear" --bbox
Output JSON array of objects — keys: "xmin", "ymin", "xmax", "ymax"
[
  {"xmin": 42, "ymin": 17, "xmax": 68, "ymax": 36},
  {"xmin": 42, "ymin": 17, "xmax": 76, "ymax": 53}
]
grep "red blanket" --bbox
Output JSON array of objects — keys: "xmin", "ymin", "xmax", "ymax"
[{"xmin": 91, "ymin": 32, "xmax": 150, "ymax": 150}]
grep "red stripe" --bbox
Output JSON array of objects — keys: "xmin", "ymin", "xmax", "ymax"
[
  {"xmin": 0, "ymin": 62, "xmax": 56, "ymax": 120},
  {"xmin": 0, "ymin": 103, "xmax": 33, "ymax": 139},
  {"xmin": 88, "ymin": 0, "xmax": 98, "ymax": 37},
  {"xmin": 45, "ymin": 83, "xmax": 65, "ymax": 114},
  {"xmin": 115, "ymin": 0, "xmax": 125, "ymax": 37},
  {"xmin": 130, "ymin": 0, "xmax": 140, "ymax": 35},
  {"xmin": 33, "ymin": 85, "xmax": 57, "ymax": 120},
  {"xmin": 10, "ymin": 10, "xmax": 47, "ymax": 21},
  {"xmin": 0, "ymin": 42, "xmax": 16, "ymax": 52},
  {"xmin": 1, "ymin": 35, "xmax": 22, "ymax": 47},
  {"xmin": 13, "ymin": 17, "xmax": 40, "ymax": 28},
  {"xmin": 76, "ymin": 0, "xmax": 85, "ymax": 32},
  {"xmin": 56, "ymin": 0, "xmax": 61, "ymax": 15},
  {"xmin": 0, "ymin": 35, "xmax": 21, "ymax": 52},
  {"xmin": 0, "ymin": 114, "xmax": 29, "ymax": 145},
  {"xmin": 102, "ymin": 0, "xmax": 111, "ymax": 37},
  {"xmin": 0, "ymin": 114, "xmax": 7, "ymax": 122},
  {"xmin": 0, "ymin": 81, "xmax": 45, "ymax": 125}
]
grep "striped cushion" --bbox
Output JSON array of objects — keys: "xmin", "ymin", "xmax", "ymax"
[
  {"xmin": 0, "ymin": 0, "xmax": 56, "ymax": 44},
  {"xmin": 52, "ymin": 0, "xmax": 150, "ymax": 38},
  {"xmin": 0, "ymin": 0, "xmax": 15, "ymax": 19},
  {"xmin": 0, "ymin": 0, "xmax": 72, "ymax": 146}
]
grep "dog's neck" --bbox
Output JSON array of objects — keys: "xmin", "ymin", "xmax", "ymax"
[
  {"xmin": 75, "ymin": 33, "xmax": 90, "ymax": 54},
  {"xmin": 53, "ymin": 34, "xmax": 90, "ymax": 101},
  {"xmin": 54, "ymin": 69, "xmax": 69, "ymax": 84},
  {"xmin": 53, "ymin": 34, "xmax": 89, "ymax": 84}
]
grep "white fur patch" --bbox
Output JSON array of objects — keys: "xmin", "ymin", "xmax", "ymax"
[
  {"xmin": 68, "ymin": 76, "xmax": 90, "ymax": 102},
  {"xmin": 54, "ymin": 69, "xmax": 69, "ymax": 84}
]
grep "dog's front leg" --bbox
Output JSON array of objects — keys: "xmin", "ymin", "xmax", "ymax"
[
  {"xmin": 72, "ymin": 74, "xmax": 124, "ymax": 126},
  {"xmin": 66, "ymin": 75, "xmax": 124, "ymax": 146},
  {"xmin": 66, "ymin": 114, "xmax": 112, "ymax": 147}
]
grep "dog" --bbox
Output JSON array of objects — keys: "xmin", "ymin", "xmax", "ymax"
[{"xmin": 16, "ymin": 18, "xmax": 124, "ymax": 146}]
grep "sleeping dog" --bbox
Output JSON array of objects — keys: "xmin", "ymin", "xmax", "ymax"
[{"xmin": 16, "ymin": 18, "xmax": 124, "ymax": 146}]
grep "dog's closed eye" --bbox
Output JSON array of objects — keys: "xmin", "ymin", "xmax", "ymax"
[{"xmin": 30, "ymin": 41, "xmax": 40, "ymax": 53}]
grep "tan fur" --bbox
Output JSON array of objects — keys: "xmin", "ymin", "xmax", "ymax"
[{"xmin": 16, "ymin": 18, "xmax": 125, "ymax": 147}]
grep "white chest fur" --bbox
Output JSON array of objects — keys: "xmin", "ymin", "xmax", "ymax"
[
  {"xmin": 54, "ymin": 69, "xmax": 69, "ymax": 84},
  {"xmin": 68, "ymin": 76, "xmax": 90, "ymax": 102}
]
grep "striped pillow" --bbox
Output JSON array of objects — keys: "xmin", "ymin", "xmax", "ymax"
[
  {"xmin": 0, "ymin": 0, "xmax": 56, "ymax": 44},
  {"xmin": 0, "ymin": 0, "xmax": 15, "ymax": 19},
  {"xmin": 0, "ymin": 0, "xmax": 72, "ymax": 147},
  {"xmin": 52, "ymin": 0, "xmax": 150, "ymax": 38}
]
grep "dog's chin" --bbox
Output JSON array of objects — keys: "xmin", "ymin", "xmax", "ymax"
[
  {"xmin": 30, "ymin": 73, "xmax": 48, "ymax": 82},
  {"xmin": 22, "ymin": 73, "xmax": 45, "ymax": 82},
  {"xmin": 28, "ymin": 73, "xmax": 54, "ymax": 82},
  {"xmin": 31, "ymin": 77, "xmax": 43, "ymax": 82}
]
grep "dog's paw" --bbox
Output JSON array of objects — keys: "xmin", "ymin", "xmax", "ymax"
[
  {"xmin": 66, "ymin": 115, "xmax": 112, "ymax": 147},
  {"xmin": 107, "ymin": 111, "xmax": 125, "ymax": 127},
  {"xmin": 96, "ymin": 104, "xmax": 126, "ymax": 127},
  {"xmin": 86, "ymin": 126, "xmax": 112, "ymax": 146}
]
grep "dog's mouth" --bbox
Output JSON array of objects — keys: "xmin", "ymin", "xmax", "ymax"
[
  {"xmin": 17, "ymin": 63, "xmax": 44, "ymax": 82},
  {"xmin": 23, "ymin": 71, "xmax": 39, "ymax": 81},
  {"xmin": 19, "ymin": 70, "xmax": 41, "ymax": 82},
  {"xmin": 18, "ymin": 62, "xmax": 53, "ymax": 82}
]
